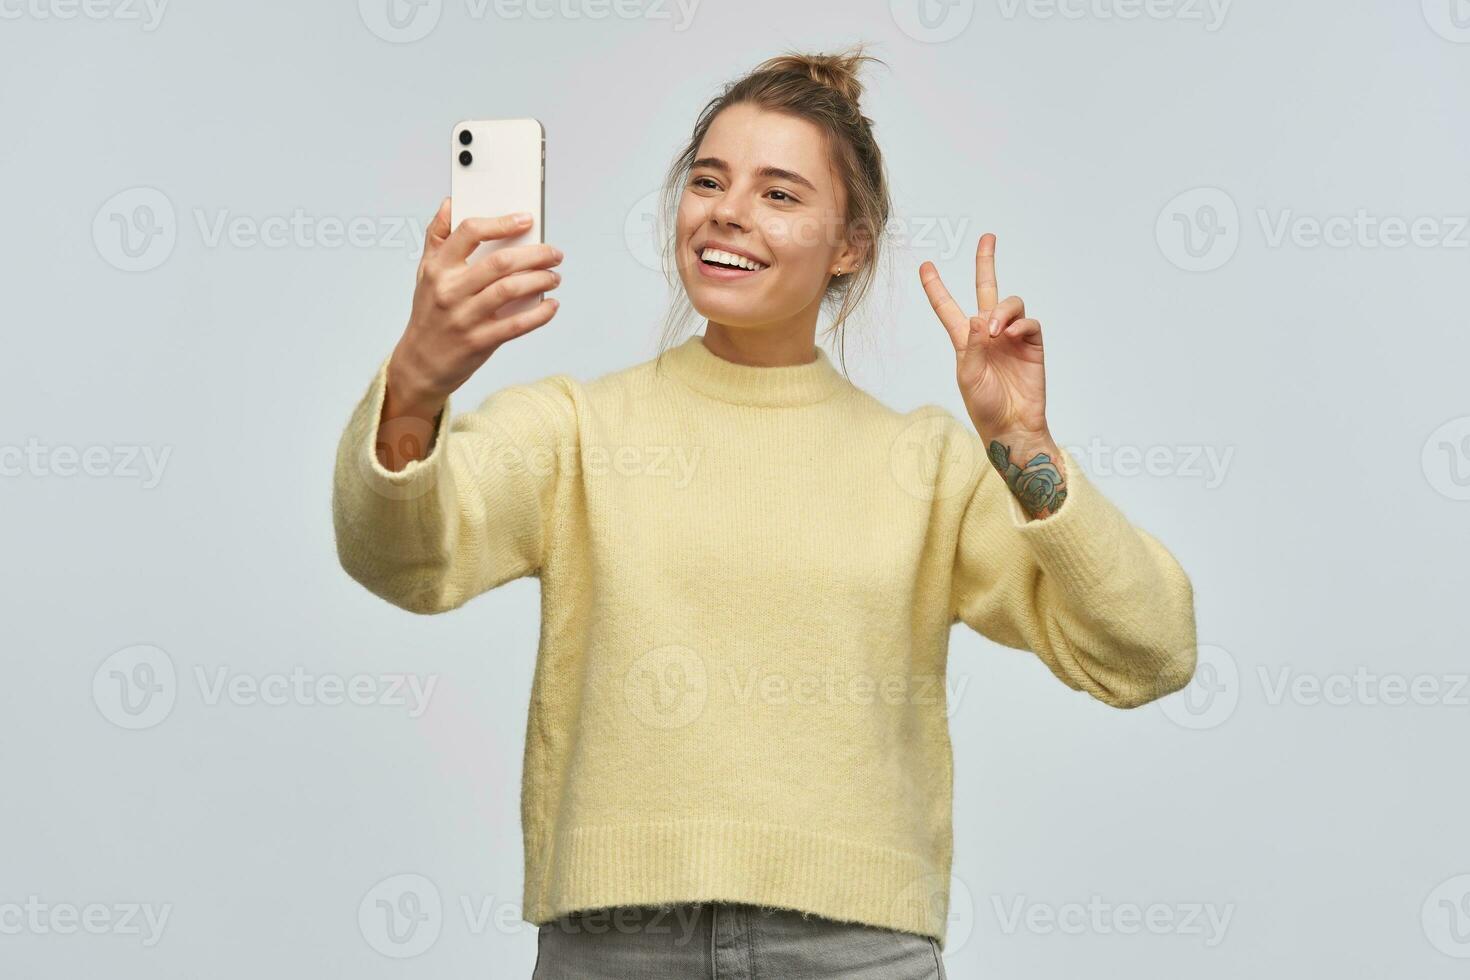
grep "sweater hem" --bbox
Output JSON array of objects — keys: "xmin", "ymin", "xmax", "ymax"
[{"xmin": 522, "ymin": 817, "xmax": 951, "ymax": 946}]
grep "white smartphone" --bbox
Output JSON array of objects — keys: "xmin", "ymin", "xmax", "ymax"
[{"xmin": 450, "ymin": 118, "xmax": 545, "ymax": 318}]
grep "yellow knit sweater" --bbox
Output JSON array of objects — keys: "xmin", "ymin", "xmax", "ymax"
[{"xmin": 331, "ymin": 332, "xmax": 1198, "ymax": 949}]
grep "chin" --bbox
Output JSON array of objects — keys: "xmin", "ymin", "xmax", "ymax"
[
  {"xmin": 686, "ymin": 292, "xmax": 785, "ymax": 330},
  {"xmin": 681, "ymin": 276, "xmax": 793, "ymax": 329}
]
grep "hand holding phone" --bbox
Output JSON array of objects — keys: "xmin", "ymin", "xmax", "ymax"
[
  {"xmin": 387, "ymin": 199, "xmax": 563, "ymax": 420},
  {"xmin": 373, "ymin": 119, "xmax": 558, "ymax": 470},
  {"xmin": 451, "ymin": 118, "xmax": 547, "ymax": 317}
]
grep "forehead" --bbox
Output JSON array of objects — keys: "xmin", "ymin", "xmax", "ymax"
[{"xmin": 697, "ymin": 102, "xmax": 832, "ymax": 180}]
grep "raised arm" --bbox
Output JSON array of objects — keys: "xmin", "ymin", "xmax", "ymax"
[
  {"xmin": 331, "ymin": 198, "xmax": 572, "ymax": 614},
  {"xmin": 950, "ymin": 432, "xmax": 1197, "ymax": 709},
  {"xmin": 332, "ymin": 358, "xmax": 575, "ymax": 614},
  {"xmin": 920, "ymin": 233, "xmax": 1195, "ymax": 708}
]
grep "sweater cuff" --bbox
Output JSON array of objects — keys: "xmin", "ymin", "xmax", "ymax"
[
  {"xmin": 1003, "ymin": 445, "xmax": 1127, "ymax": 594},
  {"xmin": 350, "ymin": 354, "xmax": 454, "ymax": 503}
]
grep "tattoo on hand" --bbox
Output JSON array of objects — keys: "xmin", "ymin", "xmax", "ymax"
[{"xmin": 988, "ymin": 440, "xmax": 1067, "ymax": 519}]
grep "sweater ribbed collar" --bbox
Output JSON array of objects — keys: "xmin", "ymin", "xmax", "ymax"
[{"xmin": 660, "ymin": 333, "xmax": 851, "ymax": 408}]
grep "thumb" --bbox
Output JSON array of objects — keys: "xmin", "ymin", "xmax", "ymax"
[{"xmin": 422, "ymin": 197, "xmax": 451, "ymax": 254}]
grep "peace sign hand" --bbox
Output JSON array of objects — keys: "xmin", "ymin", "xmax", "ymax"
[
  {"xmin": 920, "ymin": 233, "xmax": 1068, "ymax": 520},
  {"xmin": 919, "ymin": 233, "xmax": 1048, "ymax": 443}
]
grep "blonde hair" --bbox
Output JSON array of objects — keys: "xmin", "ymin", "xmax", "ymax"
[{"xmin": 652, "ymin": 43, "xmax": 893, "ymax": 377}]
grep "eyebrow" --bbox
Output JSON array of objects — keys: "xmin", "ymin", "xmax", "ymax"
[{"xmin": 690, "ymin": 156, "xmax": 817, "ymax": 193}]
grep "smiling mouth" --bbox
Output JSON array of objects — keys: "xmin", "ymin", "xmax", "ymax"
[{"xmin": 696, "ymin": 246, "xmax": 769, "ymax": 273}]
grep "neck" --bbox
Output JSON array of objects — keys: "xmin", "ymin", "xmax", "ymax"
[
  {"xmin": 659, "ymin": 328, "xmax": 849, "ymax": 408},
  {"xmin": 701, "ymin": 292, "xmax": 826, "ymax": 367}
]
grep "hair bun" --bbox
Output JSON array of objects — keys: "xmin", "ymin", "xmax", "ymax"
[{"xmin": 755, "ymin": 44, "xmax": 883, "ymax": 105}]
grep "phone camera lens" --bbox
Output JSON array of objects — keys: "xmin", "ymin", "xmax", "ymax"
[
  {"xmin": 459, "ymin": 150, "xmax": 473, "ymax": 166},
  {"xmin": 458, "ymin": 129, "xmax": 473, "ymax": 146}
]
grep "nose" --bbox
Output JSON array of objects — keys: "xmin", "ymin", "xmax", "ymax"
[{"xmin": 711, "ymin": 192, "xmax": 750, "ymax": 231}]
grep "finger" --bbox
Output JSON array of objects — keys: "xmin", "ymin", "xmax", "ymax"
[
  {"xmin": 987, "ymin": 295, "xmax": 1026, "ymax": 337},
  {"xmin": 975, "ymin": 233, "xmax": 998, "ymax": 314},
  {"xmin": 460, "ymin": 269, "xmax": 561, "ymax": 324},
  {"xmin": 470, "ymin": 297, "xmax": 560, "ymax": 352},
  {"xmin": 919, "ymin": 261, "xmax": 971, "ymax": 348},
  {"xmin": 442, "ymin": 212, "xmax": 534, "ymax": 265},
  {"xmin": 962, "ymin": 314, "xmax": 990, "ymax": 366},
  {"xmin": 1004, "ymin": 317, "xmax": 1043, "ymax": 345},
  {"xmin": 446, "ymin": 243, "xmax": 563, "ymax": 304},
  {"xmin": 423, "ymin": 197, "xmax": 451, "ymax": 254}
]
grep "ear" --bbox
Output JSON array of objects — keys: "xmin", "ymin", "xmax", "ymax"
[{"xmin": 836, "ymin": 220, "xmax": 874, "ymax": 275}]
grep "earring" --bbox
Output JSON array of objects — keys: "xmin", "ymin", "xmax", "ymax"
[{"xmin": 834, "ymin": 267, "xmax": 844, "ymax": 277}]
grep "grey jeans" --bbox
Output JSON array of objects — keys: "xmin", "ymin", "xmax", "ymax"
[{"xmin": 532, "ymin": 901, "xmax": 947, "ymax": 979}]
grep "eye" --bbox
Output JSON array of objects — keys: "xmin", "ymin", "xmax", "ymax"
[
  {"xmin": 692, "ymin": 176, "xmax": 720, "ymax": 190},
  {"xmin": 767, "ymin": 188, "xmax": 798, "ymax": 203}
]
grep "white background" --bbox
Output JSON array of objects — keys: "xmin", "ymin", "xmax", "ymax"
[{"xmin": 2, "ymin": 0, "xmax": 1468, "ymax": 976}]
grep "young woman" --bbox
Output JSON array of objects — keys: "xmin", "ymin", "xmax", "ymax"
[{"xmin": 333, "ymin": 45, "xmax": 1198, "ymax": 979}]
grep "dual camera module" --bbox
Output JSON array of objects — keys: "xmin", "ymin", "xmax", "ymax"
[{"xmin": 457, "ymin": 129, "xmax": 473, "ymax": 166}]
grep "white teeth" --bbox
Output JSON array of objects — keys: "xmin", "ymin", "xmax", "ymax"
[{"xmin": 700, "ymin": 247, "xmax": 766, "ymax": 271}]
